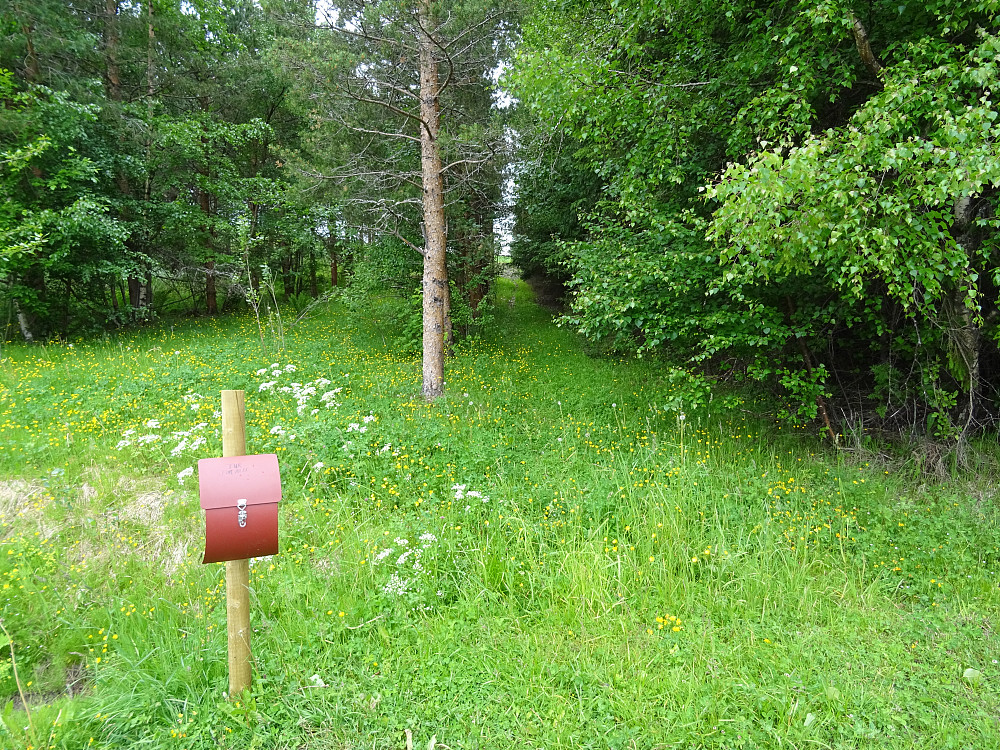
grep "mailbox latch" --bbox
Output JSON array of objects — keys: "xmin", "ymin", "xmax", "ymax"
[{"xmin": 237, "ymin": 498, "xmax": 248, "ymax": 528}]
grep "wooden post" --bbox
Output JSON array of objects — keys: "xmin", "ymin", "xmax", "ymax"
[{"xmin": 221, "ymin": 390, "xmax": 252, "ymax": 697}]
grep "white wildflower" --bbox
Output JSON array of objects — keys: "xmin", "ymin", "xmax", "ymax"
[
  {"xmin": 383, "ymin": 573, "xmax": 408, "ymax": 596},
  {"xmin": 145, "ymin": 419, "xmax": 160, "ymax": 428},
  {"xmin": 177, "ymin": 467, "xmax": 194, "ymax": 484}
]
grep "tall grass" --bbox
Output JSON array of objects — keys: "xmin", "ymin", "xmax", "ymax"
[{"xmin": 0, "ymin": 279, "xmax": 998, "ymax": 749}]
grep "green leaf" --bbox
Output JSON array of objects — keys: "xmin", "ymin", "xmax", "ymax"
[{"xmin": 963, "ymin": 668, "xmax": 983, "ymax": 685}]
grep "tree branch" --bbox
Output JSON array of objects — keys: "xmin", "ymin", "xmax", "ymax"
[{"xmin": 847, "ymin": 12, "xmax": 883, "ymax": 77}]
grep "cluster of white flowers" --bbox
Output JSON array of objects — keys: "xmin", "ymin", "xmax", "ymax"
[
  {"xmin": 256, "ymin": 363, "xmax": 342, "ymax": 414},
  {"xmin": 320, "ymin": 389, "xmax": 342, "ymax": 406},
  {"xmin": 452, "ymin": 483, "xmax": 489, "ymax": 504},
  {"xmin": 255, "ymin": 363, "xmax": 297, "ymax": 377},
  {"xmin": 181, "ymin": 393, "xmax": 202, "ymax": 412},
  {"xmin": 117, "ymin": 427, "xmax": 161, "ymax": 449},
  {"xmin": 115, "ymin": 429, "xmax": 136, "ymax": 450},
  {"xmin": 375, "ymin": 532, "xmax": 440, "ymax": 602},
  {"xmin": 169, "ymin": 422, "xmax": 209, "ymax": 457},
  {"xmin": 382, "ymin": 572, "xmax": 408, "ymax": 596}
]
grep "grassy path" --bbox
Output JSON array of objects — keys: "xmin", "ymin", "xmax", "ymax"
[{"xmin": 0, "ymin": 280, "xmax": 998, "ymax": 748}]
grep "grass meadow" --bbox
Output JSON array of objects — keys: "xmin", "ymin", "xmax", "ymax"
[{"xmin": 1, "ymin": 278, "xmax": 999, "ymax": 749}]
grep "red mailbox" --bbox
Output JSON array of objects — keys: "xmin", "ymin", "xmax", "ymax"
[{"xmin": 197, "ymin": 453, "xmax": 282, "ymax": 564}]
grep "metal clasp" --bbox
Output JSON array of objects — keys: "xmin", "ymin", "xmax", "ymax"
[{"xmin": 237, "ymin": 498, "xmax": 248, "ymax": 528}]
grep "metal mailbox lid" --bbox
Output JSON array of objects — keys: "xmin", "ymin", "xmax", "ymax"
[
  {"xmin": 202, "ymin": 503, "xmax": 279, "ymax": 564},
  {"xmin": 197, "ymin": 453, "xmax": 282, "ymax": 510}
]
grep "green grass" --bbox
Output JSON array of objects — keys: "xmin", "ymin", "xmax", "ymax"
[{"xmin": 1, "ymin": 278, "xmax": 998, "ymax": 749}]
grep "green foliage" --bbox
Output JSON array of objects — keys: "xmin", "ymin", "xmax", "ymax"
[
  {"xmin": 0, "ymin": 73, "xmax": 129, "ymax": 337},
  {"xmin": 510, "ymin": 0, "xmax": 1000, "ymax": 438},
  {"xmin": 709, "ymin": 32, "xmax": 1000, "ymax": 315}
]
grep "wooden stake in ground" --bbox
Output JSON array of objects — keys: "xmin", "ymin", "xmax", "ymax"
[{"xmin": 221, "ymin": 389, "xmax": 252, "ymax": 697}]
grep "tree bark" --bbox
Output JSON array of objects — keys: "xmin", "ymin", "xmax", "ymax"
[
  {"xmin": 198, "ymin": 174, "xmax": 215, "ymax": 312},
  {"xmin": 104, "ymin": 0, "xmax": 122, "ymax": 99},
  {"xmin": 419, "ymin": 0, "xmax": 447, "ymax": 399},
  {"xmin": 205, "ymin": 260, "xmax": 218, "ymax": 315},
  {"xmin": 280, "ymin": 251, "xmax": 293, "ymax": 300},
  {"xmin": 18, "ymin": 12, "xmax": 41, "ymax": 83},
  {"xmin": 847, "ymin": 12, "xmax": 883, "ymax": 78},
  {"xmin": 13, "ymin": 299, "xmax": 35, "ymax": 343},
  {"xmin": 948, "ymin": 194, "xmax": 984, "ymax": 433}
]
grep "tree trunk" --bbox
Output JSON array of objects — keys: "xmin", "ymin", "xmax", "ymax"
[
  {"xmin": 280, "ymin": 252, "xmax": 293, "ymax": 300},
  {"xmin": 18, "ymin": 12, "xmax": 41, "ymax": 83},
  {"xmin": 104, "ymin": 0, "xmax": 121, "ymax": 99},
  {"xmin": 205, "ymin": 260, "xmax": 218, "ymax": 314},
  {"xmin": 128, "ymin": 276, "xmax": 141, "ymax": 308},
  {"xmin": 199, "ymin": 185, "xmax": 217, "ymax": 314},
  {"xmin": 13, "ymin": 299, "xmax": 35, "ymax": 343},
  {"xmin": 419, "ymin": 0, "xmax": 447, "ymax": 399},
  {"xmin": 949, "ymin": 194, "xmax": 984, "ymax": 433}
]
